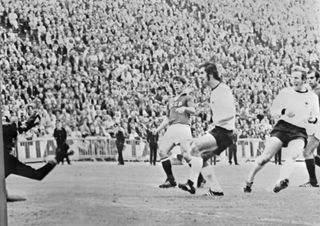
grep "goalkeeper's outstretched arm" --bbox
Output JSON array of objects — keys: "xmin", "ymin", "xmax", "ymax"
[{"xmin": 17, "ymin": 111, "xmax": 40, "ymax": 134}]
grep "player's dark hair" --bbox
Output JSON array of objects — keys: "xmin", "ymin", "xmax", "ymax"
[
  {"xmin": 302, "ymin": 72, "xmax": 307, "ymax": 80},
  {"xmin": 199, "ymin": 62, "xmax": 221, "ymax": 81},
  {"xmin": 315, "ymin": 71, "xmax": 320, "ymax": 81},
  {"xmin": 173, "ymin": 75, "xmax": 187, "ymax": 85}
]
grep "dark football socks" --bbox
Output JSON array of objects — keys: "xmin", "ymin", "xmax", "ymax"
[
  {"xmin": 161, "ymin": 158, "xmax": 174, "ymax": 181},
  {"xmin": 305, "ymin": 159, "xmax": 317, "ymax": 184}
]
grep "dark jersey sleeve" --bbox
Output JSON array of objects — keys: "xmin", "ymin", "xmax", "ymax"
[{"xmin": 3, "ymin": 124, "xmax": 18, "ymax": 147}]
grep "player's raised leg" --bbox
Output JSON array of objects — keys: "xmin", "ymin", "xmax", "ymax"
[
  {"xmin": 179, "ymin": 133, "xmax": 219, "ymax": 194},
  {"xmin": 244, "ymin": 136, "xmax": 282, "ymax": 193}
]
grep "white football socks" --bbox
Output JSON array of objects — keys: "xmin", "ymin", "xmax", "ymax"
[
  {"xmin": 189, "ymin": 156, "xmax": 203, "ymax": 185},
  {"xmin": 202, "ymin": 165, "xmax": 223, "ymax": 192}
]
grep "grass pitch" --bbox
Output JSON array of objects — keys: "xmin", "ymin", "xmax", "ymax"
[{"xmin": 6, "ymin": 160, "xmax": 320, "ymax": 226}]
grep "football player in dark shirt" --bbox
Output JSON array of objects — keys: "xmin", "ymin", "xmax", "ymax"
[{"xmin": 155, "ymin": 75, "xmax": 196, "ymax": 188}]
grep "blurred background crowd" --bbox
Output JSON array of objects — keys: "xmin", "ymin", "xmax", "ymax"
[{"xmin": 0, "ymin": 0, "xmax": 319, "ymax": 141}]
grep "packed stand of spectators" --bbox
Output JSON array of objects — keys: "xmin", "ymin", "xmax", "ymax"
[{"xmin": 0, "ymin": 0, "xmax": 319, "ymax": 141}]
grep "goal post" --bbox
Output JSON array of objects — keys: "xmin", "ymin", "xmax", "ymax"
[{"xmin": 0, "ymin": 85, "xmax": 8, "ymax": 225}]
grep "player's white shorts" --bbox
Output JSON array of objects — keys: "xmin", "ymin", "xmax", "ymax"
[
  {"xmin": 158, "ymin": 124, "xmax": 192, "ymax": 154},
  {"xmin": 307, "ymin": 121, "xmax": 320, "ymax": 141}
]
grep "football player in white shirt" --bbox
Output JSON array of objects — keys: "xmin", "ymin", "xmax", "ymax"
[
  {"xmin": 178, "ymin": 62, "xmax": 236, "ymax": 196},
  {"xmin": 244, "ymin": 67, "xmax": 320, "ymax": 193},
  {"xmin": 299, "ymin": 71, "xmax": 320, "ymax": 187}
]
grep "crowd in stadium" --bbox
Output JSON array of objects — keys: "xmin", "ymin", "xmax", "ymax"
[{"xmin": 0, "ymin": 0, "xmax": 319, "ymax": 141}]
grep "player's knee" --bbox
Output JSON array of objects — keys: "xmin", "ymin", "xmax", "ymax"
[
  {"xmin": 190, "ymin": 141, "xmax": 200, "ymax": 156},
  {"xmin": 158, "ymin": 149, "xmax": 168, "ymax": 159},
  {"xmin": 256, "ymin": 156, "xmax": 270, "ymax": 166},
  {"xmin": 303, "ymin": 149, "xmax": 313, "ymax": 159},
  {"xmin": 182, "ymin": 151, "xmax": 191, "ymax": 162},
  {"xmin": 180, "ymin": 139, "xmax": 199, "ymax": 156},
  {"xmin": 287, "ymin": 153, "xmax": 300, "ymax": 161},
  {"xmin": 180, "ymin": 139, "xmax": 192, "ymax": 153}
]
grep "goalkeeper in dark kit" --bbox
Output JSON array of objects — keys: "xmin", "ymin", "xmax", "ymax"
[{"xmin": 2, "ymin": 111, "xmax": 66, "ymax": 201}]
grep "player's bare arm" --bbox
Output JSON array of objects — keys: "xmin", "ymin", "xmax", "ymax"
[
  {"xmin": 175, "ymin": 106, "xmax": 195, "ymax": 114},
  {"xmin": 154, "ymin": 116, "xmax": 169, "ymax": 134},
  {"xmin": 176, "ymin": 95, "xmax": 196, "ymax": 114}
]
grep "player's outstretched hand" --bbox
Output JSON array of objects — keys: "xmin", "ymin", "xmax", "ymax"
[
  {"xmin": 68, "ymin": 150, "xmax": 75, "ymax": 156},
  {"xmin": 25, "ymin": 111, "xmax": 41, "ymax": 129}
]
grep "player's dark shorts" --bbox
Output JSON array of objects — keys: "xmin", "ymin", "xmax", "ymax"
[
  {"xmin": 270, "ymin": 120, "xmax": 307, "ymax": 148},
  {"xmin": 201, "ymin": 126, "xmax": 233, "ymax": 161}
]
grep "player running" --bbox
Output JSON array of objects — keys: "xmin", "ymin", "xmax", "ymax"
[
  {"xmin": 156, "ymin": 75, "xmax": 196, "ymax": 188},
  {"xmin": 244, "ymin": 67, "xmax": 319, "ymax": 193},
  {"xmin": 300, "ymin": 70, "xmax": 320, "ymax": 187},
  {"xmin": 178, "ymin": 62, "xmax": 236, "ymax": 196}
]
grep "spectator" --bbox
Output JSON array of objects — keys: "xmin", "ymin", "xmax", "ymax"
[
  {"xmin": 115, "ymin": 123, "xmax": 126, "ymax": 165},
  {"xmin": 0, "ymin": 0, "xmax": 319, "ymax": 149},
  {"xmin": 229, "ymin": 133, "xmax": 239, "ymax": 165},
  {"xmin": 146, "ymin": 122, "xmax": 159, "ymax": 166},
  {"xmin": 274, "ymin": 149, "xmax": 282, "ymax": 165},
  {"xmin": 53, "ymin": 120, "xmax": 71, "ymax": 165}
]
